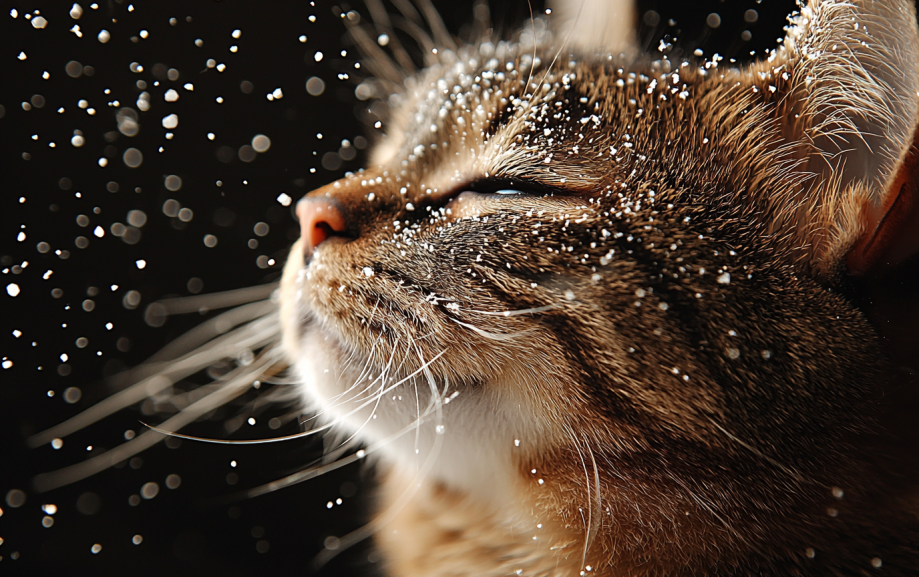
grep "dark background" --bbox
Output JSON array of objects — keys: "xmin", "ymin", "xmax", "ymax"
[{"xmin": 12, "ymin": 0, "xmax": 914, "ymax": 575}]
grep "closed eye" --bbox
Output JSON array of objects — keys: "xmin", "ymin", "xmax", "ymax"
[{"xmin": 464, "ymin": 177, "xmax": 563, "ymax": 198}]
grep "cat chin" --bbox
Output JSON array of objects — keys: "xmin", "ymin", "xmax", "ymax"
[{"xmin": 290, "ymin": 326, "xmax": 531, "ymax": 511}]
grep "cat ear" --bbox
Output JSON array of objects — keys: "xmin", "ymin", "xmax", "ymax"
[
  {"xmin": 762, "ymin": 0, "xmax": 919, "ymax": 275},
  {"xmin": 547, "ymin": 0, "xmax": 635, "ymax": 55}
]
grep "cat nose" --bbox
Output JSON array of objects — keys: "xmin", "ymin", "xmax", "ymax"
[{"xmin": 297, "ymin": 197, "xmax": 349, "ymax": 256}]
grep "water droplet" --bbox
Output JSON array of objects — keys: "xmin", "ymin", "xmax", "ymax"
[
  {"xmin": 123, "ymin": 148, "xmax": 143, "ymax": 168},
  {"xmin": 251, "ymin": 134, "xmax": 271, "ymax": 153}
]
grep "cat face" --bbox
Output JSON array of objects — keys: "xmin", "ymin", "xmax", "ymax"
[{"xmin": 279, "ymin": 0, "xmax": 919, "ymax": 572}]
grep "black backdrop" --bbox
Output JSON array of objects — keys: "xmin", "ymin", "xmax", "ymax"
[{"xmin": 11, "ymin": 0, "xmax": 904, "ymax": 575}]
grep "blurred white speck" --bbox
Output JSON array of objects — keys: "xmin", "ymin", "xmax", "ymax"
[
  {"xmin": 717, "ymin": 272, "xmax": 731, "ymax": 284},
  {"xmin": 164, "ymin": 175, "xmax": 182, "ymax": 191},
  {"xmin": 123, "ymin": 148, "xmax": 143, "ymax": 168},
  {"xmin": 135, "ymin": 259, "xmax": 146, "ymax": 269},
  {"xmin": 232, "ymin": 29, "xmax": 241, "ymax": 38},
  {"xmin": 97, "ymin": 157, "xmax": 108, "ymax": 167},
  {"xmin": 277, "ymin": 193, "xmax": 292, "ymax": 206},
  {"xmin": 16, "ymin": 231, "xmax": 25, "ymax": 242},
  {"xmin": 12, "ymin": 330, "xmax": 21, "ymax": 338},
  {"xmin": 405, "ymin": 203, "xmax": 415, "ymax": 211},
  {"xmin": 183, "ymin": 83, "xmax": 194, "ymax": 91},
  {"xmin": 91, "ymin": 544, "xmax": 102, "ymax": 554},
  {"xmin": 203, "ymin": 234, "xmax": 218, "ymax": 248},
  {"xmin": 1, "ymin": 359, "xmax": 12, "ymax": 369},
  {"xmin": 164, "ymin": 89, "xmax": 179, "ymax": 102},
  {"xmin": 706, "ymin": 13, "xmax": 721, "ymax": 28},
  {"xmin": 132, "ymin": 535, "xmax": 143, "ymax": 545},
  {"xmin": 216, "ymin": 63, "xmax": 226, "ymax": 72},
  {"xmin": 32, "ymin": 16, "xmax": 48, "ymax": 29},
  {"xmin": 139, "ymin": 29, "xmax": 148, "ymax": 39},
  {"xmin": 18, "ymin": 52, "xmax": 27, "ymax": 60},
  {"xmin": 362, "ymin": 267, "xmax": 374, "ymax": 278},
  {"xmin": 10, "ymin": 8, "xmax": 18, "ymax": 18},
  {"xmin": 306, "ymin": 76, "xmax": 325, "ymax": 96},
  {"xmin": 51, "ymin": 438, "xmax": 63, "ymax": 449},
  {"xmin": 251, "ymin": 134, "xmax": 271, "ymax": 153},
  {"xmin": 299, "ymin": 35, "xmax": 307, "ymax": 43},
  {"xmin": 93, "ymin": 226, "xmax": 104, "ymax": 238},
  {"xmin": 161, "ymin": 114, "xmax": 178, "ymax": 129},
  {"xmin": 71, "ymin": 134, "xmax": 85, "ymax": 147},
  {"xmin": 247, "ymin": 417, "xmax": 256, "ymax": 425},
  {"xmin": 70, "ymin": 4, "xmax": 83, "ymax": 19},
  {"xmin": 377, "ymin": 34, "xmax": 389, "ymax": 46},
  {"xmin": 60, "ymin": 353, "xmax": 68, "ymax": 362},
  {"xmin": 314, "ymin": 51, "xmax": 323, "ymax": 62},
  {"xmin": 97, "ymin": 29, "xmax": 110, "ymax": 43},
  {"xmin": 140, "ymin": 482, "xmax": 159, "ymax": 499},
  {"xmin": 207, "ymin": 133, "xmax": 215, "ymax": 140}
]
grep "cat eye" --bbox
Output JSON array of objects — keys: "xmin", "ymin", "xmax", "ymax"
[{"xmin": 464, "ymin": 178, "xmax": 561, "ymax": 198}]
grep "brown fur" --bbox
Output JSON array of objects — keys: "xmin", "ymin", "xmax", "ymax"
[{"xmin": 275, "ymin": 1, "xmax": 919, "ymax": 575}]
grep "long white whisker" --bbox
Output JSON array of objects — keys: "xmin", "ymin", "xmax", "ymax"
[
  {"xmin": 311, "ymin": 347, "xmax": 448, "ymax": 570},
  {"xmin": 27, "ymin": 312, "xmax": 280, "ymax": 448},
  {"xmin": 330, "ymin": 338, "xmax": 402, "ymax": 449},
  {"xmin": 464, "ymin": 303, "xmax": 562, "ymax": 317},
  {"xmin": 32, "ymin": 348, "xmax": 284, "ymax": 492},
  {"xmin": 247, "ymin": 350, "xmax": 446, "ymax": 499},
  {"xmin": 139, "ymin": 350, "xmax": 447, "ymax": 445},
  {"xmin": 449, "ymin": 317, "xmax": 533, "ymax": 341}
]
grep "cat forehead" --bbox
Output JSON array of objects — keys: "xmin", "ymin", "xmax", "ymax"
[{"xmin": 372, "ymin": 49, "xmax": 704, "ymax": 194}]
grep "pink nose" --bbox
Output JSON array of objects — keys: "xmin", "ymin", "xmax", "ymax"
[{"xmin": 297, "ymin": 197, "xmax": 348, "ymax": 256}]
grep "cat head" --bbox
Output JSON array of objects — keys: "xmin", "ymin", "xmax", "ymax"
[{"xmin": 280, "ymin": 0, "xmax": 919, "ymax": 570}]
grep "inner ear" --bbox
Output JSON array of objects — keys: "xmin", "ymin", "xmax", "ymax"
[
  {"xmin": 758, "ymin": 0, "xmax": 919, "ymax": 276},
  {"xmin": 847, "ymin": 128, "xmax": 919, "ymax": 274}
]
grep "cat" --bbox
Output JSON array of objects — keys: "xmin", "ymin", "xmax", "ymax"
[{"xmin": 31, "ymin": 0, "xmax": 919, "ymax": 575}]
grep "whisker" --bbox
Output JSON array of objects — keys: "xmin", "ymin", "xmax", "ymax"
[
  {"xmin": 364, "ymin": 0, "xmax": 416, "ymax": 73},
  {"xmin": 27, "ymin": 311, "xmax": 280, "ymax": 448},
  {"xmin": 345, "ymin": 20, "xmax": 405, "ymax": 85},
  {"xmin": 464, "ymin": 303, "xmax": 562, "ymax": 317},
  {"xmin": 98, "ymin": 300, "xmax": 274, "ymax": 400},
  {"xmin": 139, "ymin": 350, "xmax": 447, "ymax": 445},
  {"xmin": 311, "ymin": 347, "xmax": 448, "ymax": 570},
  {"xmin": 150, "ymin": 284, "xmax": 277, "ymax": 316},
  {"xmin": 414, "ymin": 0, "xmax": 457, "ymax": 52},
  {"xmin": 32, "ymin": 349, "xmax": 285, "ymax": 492},
  {"xmin": 448, "ymin": 317, "xmax": 533, "ymax": 341}
]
